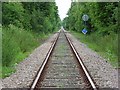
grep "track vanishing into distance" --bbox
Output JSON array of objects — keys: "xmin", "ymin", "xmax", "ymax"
[{"xmin": 30, "ymin": 29, "xmax": 98, "ymax": 90}]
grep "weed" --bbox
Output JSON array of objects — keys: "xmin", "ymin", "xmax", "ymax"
[
  {"xmin": 71, "ymin": 31, "xmax": 118, "ymax": 68},
  {"xmin": 2, "ymin": 24, "xmax": 51, "ymax": 78}
]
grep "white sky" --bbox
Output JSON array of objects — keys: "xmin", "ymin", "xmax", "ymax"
[{"xmin": 55, "ymin": 0, "xmax": 71, "ymax": 21}]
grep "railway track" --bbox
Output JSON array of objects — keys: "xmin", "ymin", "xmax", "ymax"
[{"xmin": 30, "ymin": 29, "xmax": 98, "ymax": 90}]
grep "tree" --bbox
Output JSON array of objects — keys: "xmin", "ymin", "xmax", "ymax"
[{"xmin": 63, "ymin": 2, "xmax": 118, "ymax": 35}]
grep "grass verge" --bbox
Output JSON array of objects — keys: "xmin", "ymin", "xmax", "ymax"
[
  {"xmin": 1, "ymin": 24, "xmax": 52, "ymax": 78},
  {"xmin": 71, "ymin": 31, "xmax": 118, "ymax": 68}
]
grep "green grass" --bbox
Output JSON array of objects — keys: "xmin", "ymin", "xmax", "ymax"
[
  {"xmin": 71, "ymin": 31, "xmax": 118, "ymax": 68},
  {"xmin": 2, "ymin": 66, "xmax": 16, "ymax": 78},
  {"xmin": 1, "ymin": 24, "xmax": 51, "ymax": 78}
]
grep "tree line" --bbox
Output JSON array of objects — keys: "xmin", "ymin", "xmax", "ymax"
[
  {"xmin": 2, "ymin": 2, "xmax": 60, "ymax": 78},
  {"xmin": 62, "ymin": 2, "xmax": 118, "ymax": 67},
  {"xmin": 3, "ymin": 2, "xmax": 60, "ymax": 33},
  {"xmin": 63, "ymin": 2, "xmax": 118, "ymax": 35}
]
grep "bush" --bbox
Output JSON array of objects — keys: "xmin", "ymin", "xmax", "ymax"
[
  {"xmin": 72, "ymin": 31, "xmax": 118, "ymax": 67},
  {"xmin": 2, "ymin": 24, "xmax": 38, "ymax": 67},
  {"xmin": 2, "ymin": 24, "xmax": 52, "ymax": 78},
  {"xmin": 2, "ymin": 27, "xmax": 20, "ymax": 66}
]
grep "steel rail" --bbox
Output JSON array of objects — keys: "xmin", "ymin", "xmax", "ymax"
[
  {"xmin": 63, "ymin": 30, "xmax": 97, "ymax": 90},
  {"xmin": 30, "ymin": 31, "xmax": 60, "ymax": 90},
  {"xmin": 30, "ymin": 29, "xmax": 97, "ymax": 90}
]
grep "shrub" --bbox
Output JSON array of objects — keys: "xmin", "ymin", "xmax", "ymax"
[
  {"xmin": 72, "ymin": 31, "xmax": 118, "ymax": 67},
  {"xmin": 2, "ymin": 24, "xmax": 38, "ymax": 67}
]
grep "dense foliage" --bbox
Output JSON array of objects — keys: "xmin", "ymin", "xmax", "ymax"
[
  {"xmin": 3, "ymin": 2, "xmax": 60, "ymax": 33},
  {"xmin": 63, "ymin": 2, "xmax": 118, "ymax": 35},
  {"xmin": 2, "ymin": 2, "xmax": 60, "ymax": 78},
  {"xmin": 63, "ymin": 2, "xmax": 118, "ymax": 67}
]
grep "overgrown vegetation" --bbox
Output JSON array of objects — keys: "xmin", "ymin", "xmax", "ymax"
[
  {"xmin": 63, "ymin": 2, "xmax": 118, "ymax": 67},
  {"xmin": 72, "ymin": 31, "xmax": 118, "ymax": 67},
  {"xmin": 2, "ymin": 2, "xmax": 60, "ymax": 78}
]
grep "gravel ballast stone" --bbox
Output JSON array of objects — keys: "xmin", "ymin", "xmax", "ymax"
[
  {"xmin": 1, "ymin": 33, "xmax": 58, "ymax": 88},
  {"xmin": 66, "ymin": 32, "xmax": 118, "ymax": 89},
  {"xmin": 36, "ymin": 31, "xmax": 86, "ymax": 88},
  {"xmin": 1, "ymin": 30, "xmax": 119, "ymax": 89}
]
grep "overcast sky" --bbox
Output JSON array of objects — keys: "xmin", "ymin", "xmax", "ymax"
[{"xmin": 55, "ymin": 0, "xmax": 71, "ymax": 21}]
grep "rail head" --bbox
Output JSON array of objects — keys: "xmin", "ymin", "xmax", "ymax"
[
  {"xmin": 30, "ymin": 31, "xmax": 60, "ymax": 90},
  {"xmin": 63, "ymin": 29, "xmax": 97, "ymax": 90},
  {"xmin": 30, "ymin": 29, "xmax": 97, "ymax": 90}
]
